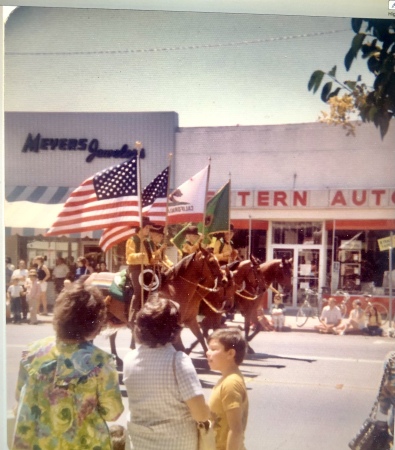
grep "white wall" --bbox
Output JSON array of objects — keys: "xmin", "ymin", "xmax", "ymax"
[{"xmin": 175, "ymin": 122, "xmax": 395, "ymax": 191}]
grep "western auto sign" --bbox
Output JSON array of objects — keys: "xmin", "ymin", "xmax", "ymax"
[{"xmin": 232, "ymin": 189, "xmax": 395, "ymax": 209}]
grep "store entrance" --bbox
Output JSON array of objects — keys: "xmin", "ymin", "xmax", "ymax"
[{"xmin": 272, "ymin": 245, "xmax": 322, "ymax": 307}]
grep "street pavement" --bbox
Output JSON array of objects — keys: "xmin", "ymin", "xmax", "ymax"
[{"xmin": 6, "ymin": 312, "xmax": 395, "ymax": 449}]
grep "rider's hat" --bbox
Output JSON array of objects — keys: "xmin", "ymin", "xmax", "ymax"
[
  {"xmin": 185, "ymin": 225, "xmax": 200, "ymax": 236},
  {"xmin": 150, "ymin": 224, "xmax": 165, "ymax": 235}
]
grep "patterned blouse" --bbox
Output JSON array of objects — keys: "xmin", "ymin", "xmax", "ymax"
[{"xmin": 12, "ymin": 336, "xmax": 124, "ymax": 450}]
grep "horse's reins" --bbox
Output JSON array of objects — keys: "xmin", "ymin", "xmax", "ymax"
[{"xmin": 178, "ymin": 274, "xmax": 219, "ymax": 292}]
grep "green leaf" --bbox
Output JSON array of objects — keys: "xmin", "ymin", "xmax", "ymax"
[
  {"xmin": 321, "ymin": 82, "xmax": 332, "ymax": 102},
  {"xmin": 328, "ymin": 87, "xmax": 341, "ymax": 98},
  {"xmin": 308, "ymin": 70, "xmax": 325, "ymax": 93},
  {"xmin": 351, "ymin": 18, "xmax": 363, "ymax": 34},
  {"xmin": 344, "ymin": 80, "xmax": 357, "ymax": 91},
  {"xmin": 328, "ymin": 65, "xmax": 337, "ymax": 77},
  {"xmin": 345, "ymin": 34, "xmax": 366, "ymax": 71}
]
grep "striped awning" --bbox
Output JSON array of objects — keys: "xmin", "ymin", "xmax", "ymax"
[{"xmin": 5, "ymin": 185, "xmax": 102, "ymax": 239}]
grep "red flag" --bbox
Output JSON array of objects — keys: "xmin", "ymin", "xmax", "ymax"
[
  {"xmin": 46, "ymin": 158, "xmax": 140, "ymax": 236},
  {"xmin": 99, "ymin": 166, "xmax": 169, "ymax": 251}
]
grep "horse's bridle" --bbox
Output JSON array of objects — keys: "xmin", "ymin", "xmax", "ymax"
[
  {"xmin": 234, "ymin": 262, "xmax": 260, "ymax": 301},
  {"xmin": 178, "ymin": 252, "xmax": 221, "ymax": 293}
]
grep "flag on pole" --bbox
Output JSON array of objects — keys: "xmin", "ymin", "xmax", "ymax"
[
  {"xmin": 171, "ymin": 222, "xmax": 192, "ymax": 255},
  {"xmin": 99, "ymin": 166, "xmax": 169, "ymax": 251},
  {"xmin": 142, "ymin": 166, "xmax": 169, "ymax": 223},
  {"xmin": 198, "ymin": 181, "xmax": 230, "ymax": 235},
  {"xmin": 46, "ymin": 158, "xmax": 140, "ymax": 236},
  {"xmin": 167, "ymin": 165, "xmax": 209, "ymax": 224}
]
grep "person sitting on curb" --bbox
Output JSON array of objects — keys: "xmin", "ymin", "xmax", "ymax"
[
  {"xmin": 363, "ymin": 304, "xmax": 386, "ymax": 336},
  {"xmin": 335, "ymin": 299, "xmax": 366, "ymax": 335},
  {"xmin": 314, "ymin": 297, "xmax": 342, "ymax": 334}
]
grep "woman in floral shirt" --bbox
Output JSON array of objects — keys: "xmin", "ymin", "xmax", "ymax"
[{"xmin": 11, "ymin": 281, "xmax": 124, "ymax": 450}]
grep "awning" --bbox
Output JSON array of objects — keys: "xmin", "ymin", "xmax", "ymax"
[
  {"xmin": 326, "ymin": 220, "xmax": 395, "ymax": 230},
  {"xmin": 5, "ymin": 186, "xmax": 102, "ymax": 238}
]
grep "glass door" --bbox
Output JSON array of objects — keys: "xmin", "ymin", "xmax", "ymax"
[
  {"xmin": 296, "ymin": 247, "xmax": 320, "ymax": 305},
  {"xmin": 272, "ymin": 245, "xmax": 321, "ymax": 307}
]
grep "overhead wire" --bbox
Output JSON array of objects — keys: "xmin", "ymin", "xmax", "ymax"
[{"xmin": 6, "ymin": 28, "xmax": 350, "ymax": 56}]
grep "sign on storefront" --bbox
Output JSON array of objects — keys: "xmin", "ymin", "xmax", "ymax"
[{"xmin": 378, "ymin": 235, "xmax": 395, "ymax": 251}]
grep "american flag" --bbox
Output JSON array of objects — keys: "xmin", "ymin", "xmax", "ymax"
[
  {"xmin": 99, "ymin": 166, "xmax": 169, "ymax": 251},
  {"xmin": 46, "ymin": 158, "xmax": 140, "ymax": 236}
]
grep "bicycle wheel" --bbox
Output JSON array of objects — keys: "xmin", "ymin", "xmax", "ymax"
[
  {"xmin": 371, "ymin": 302, "xmax": 389, "ymax": 325},
  {"xmin": 296, "ymin": 306, "xmax": 310, "ymax": 327}
]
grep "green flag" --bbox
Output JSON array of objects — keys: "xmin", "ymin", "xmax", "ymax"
[
  {"xmin": 198, "ymin": 181, "xmax": 230, "ymax": 236},
  {"xmin": 171, "ymin": 222, "xmax": 192, "ymax": 255}
]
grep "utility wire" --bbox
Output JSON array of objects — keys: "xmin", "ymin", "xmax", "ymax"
[{"xmin": 6, "ymin": 28, "xmax": 350, "ymax": 56}]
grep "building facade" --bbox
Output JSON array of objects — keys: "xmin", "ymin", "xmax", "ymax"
[{"xmin": 5, "ymin": 112, "xmax": 395, "ymax": 306}]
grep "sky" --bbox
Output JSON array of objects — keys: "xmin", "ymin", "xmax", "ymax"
[{"xmin": 3, "ymin": 7, "xmax": 380, "ymax": 128}]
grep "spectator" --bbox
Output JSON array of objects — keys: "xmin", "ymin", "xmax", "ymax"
[
  {"xmin": 34, "ymin": 256, "xmax": 51, "ymax": 315},
  {"xmin": 6, "ymin": 256, "xmax": 15, "ymax": 289},
  {"xmin": 99, "ymin": 261, "xmax": 109, "ymax": 272},
  {"xmin": 270, "ymin": 293, "xmax": 286, "ymax": 331},
  {"xmin": 377, "ymin": 351, "xmax": 395, "ymax": 448},
  {"xmin": 12, "ymin": 260, "xmax": 29, "ymax": 321},
  {"xmin": 123, "ymin": 296, "xmax": 210, "ymax": 450},
  {"xmin": 314, "ymin": 297, "xmax": 342, "ymax": 334},
  {"xmin": 74, "ymin": 256, "xmax": 93, "ymax": 280},
  {"xmin": 11, "ymin": 282, "xmax": 124, "ymax": 449},
  {"xmin": 52, "ymin": 257, "xmax": 69, "ymax": 294},
  {"xmin": 336, "ymin": 299, "xmax": 366, "ymax": 335},
  {"xmin": 206, "ymin": 328, "xmax": 249, "ymax": 450},
  {"xmin": 7, "ymin": 276, "xmax": 24, "ymax": 324},
  {"xmin": 24, "ymin": 269, "xmax": 41, "ymax": 325},
  {"xmin": 363, "ymin": 304, "xmax": 385, "ymax": 336}
]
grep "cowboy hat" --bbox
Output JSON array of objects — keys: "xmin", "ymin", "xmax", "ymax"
[
  {"xmin": 184, "ymin": 225, "xmax": 200, "ymax": 236},
  {"xmin": 150, "ymin": 224, "xmax": 165, "ymax": 235}
]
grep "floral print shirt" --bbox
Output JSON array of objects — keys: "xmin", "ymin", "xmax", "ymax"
[{"xmin": 12, "ymin": 336, "xmax": 124, "ymax": 450}]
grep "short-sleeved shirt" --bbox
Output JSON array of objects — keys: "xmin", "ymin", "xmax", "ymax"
[
  {"xmin": 320, "ymin": 305, "xmax": 342, "ymax": 324},
  {"xmin": 123, "ymin": 343, "xmax": 203, "ymax": 450},
  {"xmin": 209, "ymin": 370, "xmax": 249, "ymax": 450},
  {"xmin": 12, "ymin": 336, "xmax": 124, "ymax": 450}
]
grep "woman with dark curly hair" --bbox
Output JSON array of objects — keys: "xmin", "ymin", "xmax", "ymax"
[
  {"xmin": 11, "ymin": 282, "xmax": 124, "ymax": 450},
  {"xmin": 123, "ymin": 295, "xmax": 210, "ymax": 450}
]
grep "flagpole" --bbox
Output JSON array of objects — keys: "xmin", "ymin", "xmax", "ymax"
[
  {"xmin": 135, "ymin": 141, "xmax": 145, "ymax": 309},
  {"xmin": 201, "ymin": 157, "xmax": 211, "ymax": 241},
  {"xmin": 248, "ymin": 215, "xmax": 252, "ymax": 259},
  {"xmin": 228, "ymin": 172, "xmax": 231, "ymax": 234},
  {"xmin": 164, "ymin": 153, "xmax": 173, "ymax": 245}
]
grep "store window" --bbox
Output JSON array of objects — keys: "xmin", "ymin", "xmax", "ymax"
[
  {"xmin": 327, "ymin": 229, "xmax": 395, "ymax": 294},
  {"xmin": 272, "ymin": 221, "xmax": 322, "ymax": 245}
]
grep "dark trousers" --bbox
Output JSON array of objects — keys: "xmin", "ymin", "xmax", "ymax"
[
  {"xmin": 21, "ymin": 296, "xmax": 28, "ymax": 319},
  {"xmin": 11, "ymin": 297, "xmax": 22, "ymax": 322}
]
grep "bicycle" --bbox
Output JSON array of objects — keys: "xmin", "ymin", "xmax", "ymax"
[
  {"xmin": 296, "ymin": 288, "xmax": 325, "ymax": 327},
  {"xmin": 335, "ymin": 290, "xmax": 389, "ymax": 325}
]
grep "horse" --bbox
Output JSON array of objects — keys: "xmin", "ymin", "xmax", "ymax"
[
  {"xmin": 199, "ymin": 258, "xmax": 261, "ymax": 338},
  {"xmin": 86, "ymin": 247, "xmax": 232, "ymax": 364},
  {"xmin": 198, "ymin": 257, "xmax": 293, "ymax": 353}
]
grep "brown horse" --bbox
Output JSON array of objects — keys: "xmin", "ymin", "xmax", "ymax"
[
  {"xmin": 199, "ymin": 257, "xmax": 293, "ymax": 353},
  {"xmin": 87, "ymin": 247, "xmax": 231, "ymax": 363},
  {"xmin": 199, "ymin": 258, "xmax": 261, "ymax": 338}
]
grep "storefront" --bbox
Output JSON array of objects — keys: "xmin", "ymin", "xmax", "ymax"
[
  {"xmin": 5, "ymin": 113, "xmax": 395, "ymax": 308},
  {"xmin": 5, "ymin": 111, "xmax": 178, "ymax": 302}
]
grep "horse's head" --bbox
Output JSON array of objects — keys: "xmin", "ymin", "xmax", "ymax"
[
  {"xmin": 203, "ymin": 265, "xmax": 236, "ymax": 312},
  {"xmin": 197, "ymin": 247, "xmax": 228, "ymax": 290},
  {"xmin": 278, "ymin": 257, "xmax": 293, "ymax": 294},
  {"xmin": 258, "ymin": 258, "xmax": 293, "ymax": 294},
  {"xmin": 232, "ymin": 259, "xmax": 260, "ymax": 298}
]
